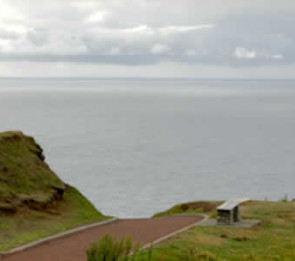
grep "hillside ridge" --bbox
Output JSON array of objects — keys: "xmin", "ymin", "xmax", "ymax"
[{"xmin": 0, "ymin": 131, "xmax": 66, "ymax": 213}]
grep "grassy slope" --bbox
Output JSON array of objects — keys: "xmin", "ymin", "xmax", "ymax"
[
  {"xmin": 0, "ymin": 131, "xmax": 64, "ymax": 203},
  {"xmin": 0, "ymin": 131, "xmax": 110, "ymax": 251},
  {"xmin": 146, "ymin": 200, "xmax": 295, "ymax": 261},
  {"xmin": 0, "ymin": 186, "xmax": 110, "ymax": 251}
]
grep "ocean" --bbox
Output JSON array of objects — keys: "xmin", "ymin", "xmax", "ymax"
[{"xmin": 0, "ymin": 78, "xmax": 294, "ymax": 217}]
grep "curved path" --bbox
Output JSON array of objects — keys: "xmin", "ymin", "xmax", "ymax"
[{"xmin": 2, "ymin": 216, "xmax": 203, "ymax": 261}]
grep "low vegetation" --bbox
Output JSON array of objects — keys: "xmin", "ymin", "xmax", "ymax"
[
  {"xmin": 0, "ymin": 131, "xmax": 109, "ymax": 251},
  {"xmin": 148, "ymin": 200, "xmax": 295, "ymax": 260},
  {"xmin": 153, "ymin": 201, "xmax": 221, "ymax": 218},
  {"xmin": 87, "ymin": 235, "xmax": 153, "ymax": 261},
  {"xmin": 86, "ymin": 200, "xmax": 295, "ymax": 260}
]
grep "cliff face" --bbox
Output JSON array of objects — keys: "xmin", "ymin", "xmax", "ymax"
[{"xmin": 0, "ymin": 131, "xmax": 66, "ymax": 213}]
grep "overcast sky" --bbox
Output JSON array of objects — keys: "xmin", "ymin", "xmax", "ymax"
[{"xmin": 0, "ymin": 0, "xmax": 295, "ymax": 78}]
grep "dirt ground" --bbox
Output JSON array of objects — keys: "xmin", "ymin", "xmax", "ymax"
[{"xmin": 2, "ymin": 215, "xmax": 203, "ymax": 261}]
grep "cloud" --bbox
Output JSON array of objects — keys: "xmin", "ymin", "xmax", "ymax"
[
  {"xmin": 234, "ymin": 47, "xmax": 256, "ymax": 59},
  {"xmin": 0, "ymin": 0, "xmax": 294, "ymax": 69},
  {"xmin": 159, "ymin": 24, "xmax": 214, "ymax": 35},
  {"xmin": 85, "ymin": 11, "xmax": 109, "ymax": 23},
  {"xmin": 185, "ymin": 49, "xmax": 198, "ymax": 56},
  {"xmin": 271, "ymin": 54, "xmax": 284, "ymax": 60},
  {"xmin": 121, "ymin": 25, "xmax": 153, "ymax": 35},
  {"xmin": 108, "ymin": 47, "xmax": 120, "ymax": 55},
  {"xmin": 151, "ymin": 44, "xmax": 170, "ymax": 55}
]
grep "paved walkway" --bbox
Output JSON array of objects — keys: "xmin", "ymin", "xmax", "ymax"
[{"xmin": 1, "ymin": 216, "xmax": 203, "ymax": 261}]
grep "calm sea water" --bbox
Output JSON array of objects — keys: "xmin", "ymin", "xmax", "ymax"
[{"xmin": 0, "ymin": 78, "xmax": 294, "ymax": 217}]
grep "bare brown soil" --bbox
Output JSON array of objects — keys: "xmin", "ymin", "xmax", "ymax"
[{"xmin": 2, "ymin": 216, "xmax": 203, "ymax": 261}]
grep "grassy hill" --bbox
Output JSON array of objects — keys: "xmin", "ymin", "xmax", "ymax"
[{"xmin": 0, "ymin": 131, "xmax": 109, "ymax": 251}]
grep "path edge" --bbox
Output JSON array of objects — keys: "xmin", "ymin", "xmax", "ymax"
[
  {"xmin": 140, "ymin": 214, "xmax": 208, "ymax": 251},
  {"xmin": 0, "ymin": 217, "xmax": 118, "ymax": 258}
]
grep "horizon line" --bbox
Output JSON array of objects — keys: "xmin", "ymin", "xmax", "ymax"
[{"xmin": 1, "ymin": 77, "xmax": 295, "ymax": 81}]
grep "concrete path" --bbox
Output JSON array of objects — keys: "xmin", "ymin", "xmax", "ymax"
[
  {"xmin": 198, "ymin": 218, "xmax": 261, "ymax": 228},
  {"xmin": 1, "ymin": 215, "xmax": 204, "ymax": 261}
]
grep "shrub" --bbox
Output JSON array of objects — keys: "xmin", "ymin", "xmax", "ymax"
[{"xmin": 86, "ymin": 234, "xmax": 152, "ymax": 261}]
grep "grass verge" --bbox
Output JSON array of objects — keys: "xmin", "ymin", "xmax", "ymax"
[{"xmin": 143, "ymin": 200, "xmax": 295, "ymax": 260}]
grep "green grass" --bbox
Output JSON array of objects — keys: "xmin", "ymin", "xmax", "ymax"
[
  {"xmin": 153, "ymin": 201, "xmax": 221, "ymax": 218},
  {"xmin": 0, "ymin": 131, "xmax": 110, "ymax": 251},
  {"xmin": 0, "ymin": 185, "xmax": 110, "ymax": 251},
  {"xmin": 86, "ymin": 234, "xmax": 152, "ymax": 261},
  {"xmin": 145, "ymin": 200, "xmax": 295, "ymax": 261},
  {"xmin": 0, "ymin": 131, "xmax": 64, "ymax": 202}
]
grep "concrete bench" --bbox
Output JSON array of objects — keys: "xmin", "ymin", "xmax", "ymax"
[{"xmin": 217, "ymin": 198, "xmax": 249, "ymax": 225}]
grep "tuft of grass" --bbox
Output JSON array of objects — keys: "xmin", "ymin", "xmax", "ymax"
[{"xmin": 87, "ymin": 234, "xmax": 153, "ymax": 261}]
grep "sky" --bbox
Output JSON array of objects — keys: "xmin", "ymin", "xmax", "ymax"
[{"xmin": 0, "ymin": 0, "xmax": 295, "ymax": 78}]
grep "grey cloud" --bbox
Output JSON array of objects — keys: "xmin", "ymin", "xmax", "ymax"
[
  {"xmin": 0, "ymin": 0, "xmax": 295, "ymax": 67},
  {"xmin": 0, "ymin": 29, "xmax": 19, "ymax": 40},
  {"xmin": 27, "ymin": 29, "xmax": 48, "ymax": 46},
  {"xmin": 0, "ymin": 54, "xmax": 164, "ymax": 65},
  {"xmin": 207, "ymin": 12, "xmax": 295, "ymax": 65}
]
